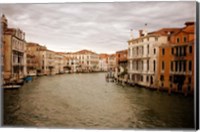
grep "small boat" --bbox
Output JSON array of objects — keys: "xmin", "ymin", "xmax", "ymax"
[
  {"xmin": 3, "ymin": 85, "xmax": 21, "ymax": 89},
  {"xmin": 24, "ymin": 76, "xmax": 33, "ymax": 83}
]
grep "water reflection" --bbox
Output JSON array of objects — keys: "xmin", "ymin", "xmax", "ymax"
[{"xmin": 3, "ymin": 73, "xmax": 194, "ymax": 129}]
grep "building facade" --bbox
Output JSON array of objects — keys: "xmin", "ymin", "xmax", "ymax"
[
  {"xmin": 2, "ymin": 14, "xmax": 27, "ymax": 83},
  {"xmin": 99, "ymin": 54, "xmax": 109, "ymax": 72},
  {"xmin": 127, "ymin": 28, "xmax": 180, "ymax": 88},
  {"xmin": 66, "ymin": 50, "xmax": 99, "ymax": 72},
  {"xmin": 107, "ymin": 54, "xmax": 116, "ymax": 71},
  {"xmin": 158, "ymin": 22, "xmax": 195, "ymax": 95},
  {"xmin": 54, "ymin": 52, "xmax": 65, "ymax": 74},
  {"xmin": 26, "ymin": 42, "xmax": 47, "ymax": 76},
  {"xmin": 116, "ymin": 50, "xmax": 128, "ymax": 78}
]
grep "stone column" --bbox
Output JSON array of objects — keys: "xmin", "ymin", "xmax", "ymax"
[{"xmin": 130, "ymin": 60, "xmax": 132, "ymax": 71}]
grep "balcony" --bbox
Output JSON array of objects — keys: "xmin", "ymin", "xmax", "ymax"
[
  {"xmin": 129, "ymin": 54, "xmax": 150, "ymax": 60},
  {"xmin": 128, "ymin": 70, "xmax": 149, "ymax": 75},
  {"xmin": 12, "ymin": 61, "xmax": 24, "ymax": 66},
  {"xmin": 173, "ymin": 55, "xmax": 187, "ymax": 60},
  {"xmin": 170, "ymin": 71, "xmax": 186, "ymax": 75}
]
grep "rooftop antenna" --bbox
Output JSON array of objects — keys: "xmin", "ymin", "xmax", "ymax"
[{"xmin": 130, "ymin": 29, "xmax": 134, "ymax": 39}]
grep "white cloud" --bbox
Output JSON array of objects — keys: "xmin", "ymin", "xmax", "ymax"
[{"xmin": 0, "ymin": 2, "xmax": 196, "ymax": 54}]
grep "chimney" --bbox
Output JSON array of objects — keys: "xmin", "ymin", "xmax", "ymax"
[
  {"xmin": 139, "ymin": 30, "xmax": 144, "ymax": 37},
  {"xmin": 185, "ymin": 22, "xmax": 194, "ymax": 26},
  {"xmin": 143, "ymin": 23, "xmax": 148, "ymax": 36},
  {"xmin": 1, "ymin": 14, "xmax": 8, "ymax": 31}
]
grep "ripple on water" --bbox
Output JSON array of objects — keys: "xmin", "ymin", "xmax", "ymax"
[{"xmin": 3, "ymin": 73, "xmax": 194, "ymax": 129}]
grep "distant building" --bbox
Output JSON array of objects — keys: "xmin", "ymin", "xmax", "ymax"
[
  {"xmin": 65, "ymin": 56, "xmax": 80, "ymax": 73},
  {"xmin": 99, "ymin": 54, "xmax": 109, "ymax": 72},
  {"xmin": 128, "ymin": 27, "xmax": 179, "ymax": 88},
  {"xmin": 45, "ymin": 50, "xmax": 57, "ymax": 75},
  {"xmin": 158, "ymin": 22, "xmax": 195, "ymax": 95},
  {"xmin": 107, "ymin": 54, "xmax": 116, "ymax": 71},
  {"xmin": 116, "ymin": 49, "xmax": 128, "ymax": 78},
  {"xmin": 1, "ymin": 14, "xmax": 27, "ymax": 83},
  {"xmin": 66, "ymin": 49, "xmax": 99, "ymax": 72},
  {"xmin": 26, "ymin": 42, "xmax": 47, "ymax": 76},
  {"xmin": 27, "ymin": 43, "xmax": 69, "ymax": 75},
  {"xmin": 54, "ymin": 52, "xmax": 66, "ymax": 74}
]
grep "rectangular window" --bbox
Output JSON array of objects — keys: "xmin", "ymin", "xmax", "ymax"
[
  {"xmin": 160, "ymin": 75, "xmax": 164, "ymax": 81},
  {"xmin": 171, "ymin": 61, "xmax": 173, "ymax": 71},
  {"xmin": 189, "ymin": 46, "xmax": 192, "ymax": 54},
  {"xmin": 132, "ymin": 61, "xmax": 134, "ymax": 70},
  {"xmin": 147, "ymin": 60, "xmax": 149, "ymax": 71},
  {"xmin": 171, "ymin": 48, "xmax": 174, "ymax": 55},
  {"xmin": 154, "ymin": 48, "xmax": 156, "ymax": 54},
  {"xmin": 189, "ymin": 61, "xmax": 192, "ymax": 71},
  {"xmin": 183, "ymin": 37, "xmax": 187, "ymax": 42},
  {"xmin": 162, "ymin": 61, "xmax": 165, "ymax": 70},
  {"xmin": 18, "ymin": 56, "xmax": 20, "ymax": 63},
  {"xmin": 176, "ymin": 47, "xmax": 178, "ymax": 56},
  {"xmin": 147, "ymin": 45, "xmax": 149, "ymax": 54},
  {"xmin": 183, "ymin": 61, "xmax": 186, "ymax": 72},
  {"xmin": 136, "ymin": 61, "xmax": 138, "ymax": 70},
  {"xmin": 179, "ymin": 61, "xmax": 182, "ymax": 72},
  {"xmin": 141, "ymin": 61, "xmax": 143, "ymax": 71},
  {"xmin": 177, "ymin": 38, "xmax": 180, "ymax": 43},
  {"xmin": 175, "ymin": 61, "xmax": 178, "ymax": 71},
  {"xmin": 183, "ymin": 46, "xmax": 186, "ymax": 56},
  {"xmin": 162, "ymin": 48, "xmax": 165, "ymax": 55},
  {"xmin": 180, "ymin": 47, "xmax": 183, "ymax": 56}
]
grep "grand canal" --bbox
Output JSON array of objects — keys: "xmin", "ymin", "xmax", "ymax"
[{"xmin": 3, "ymin": 73, "xmax": 194, "ymax": 129}]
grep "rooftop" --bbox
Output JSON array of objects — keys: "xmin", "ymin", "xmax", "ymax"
[{"xmin": 74, "ymin": 49, "xmax": 97, "ymax": 55}]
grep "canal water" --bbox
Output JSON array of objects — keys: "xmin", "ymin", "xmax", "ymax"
[{"xmin": 3, "ymin": 73, "xmax": 194, "ymax": 129}]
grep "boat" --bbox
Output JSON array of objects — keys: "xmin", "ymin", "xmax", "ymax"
[
  {"xmin": 24, "ymin": 76, "xmax": 33, "ymax": 83},
  {"xmin": 106, "ymin": 71, "xmax": 115, "ymax": 82},
  {"xmin": 3, "ymin": 84, "xmax": 21, "ymax": 89}
]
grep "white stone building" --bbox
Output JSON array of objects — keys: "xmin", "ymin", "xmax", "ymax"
[
  {"xmin": 66, "ymin": 50, "xmax": 99, "ymax": 72},
  {"xmin": 128, "ymin": 30, "xmax": 169, "ymax": 88}
]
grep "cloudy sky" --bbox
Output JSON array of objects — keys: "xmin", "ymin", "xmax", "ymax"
[{"xmin": 0, "ymin": 2, "xmax": 196, "ymax": 54}]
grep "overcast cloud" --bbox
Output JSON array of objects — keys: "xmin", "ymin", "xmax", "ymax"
[{"xmin": 0, "ymin": 2, "xmax": 196, "ymax": 54}]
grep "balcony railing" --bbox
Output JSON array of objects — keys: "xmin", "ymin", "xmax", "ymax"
[
  {"xmin": 170, "ymin": 71, "xmax": 187, "ymax": 75},
  {"xmin": 128, "ymin": 54, "xmax": 150, "ymax": 60},
  {"xmin": 12, "ymin": 61, "xmax": 24, "ymax": 66}
]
